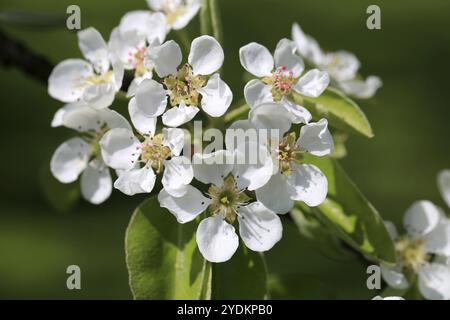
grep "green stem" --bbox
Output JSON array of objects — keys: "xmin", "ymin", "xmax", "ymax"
[
  {"xmin": 209, "ymin": 0, "xmax": 223, "ymax": 44},
  {"xmin": 115, "ymin": 90, "xmax": 128, "ymax": 100},
  {"xmin": 174, "ymin": 28, "xmax": 191, "ymax": 53},
  {"xmin": 200, "ymin": 0, "xmax": 212, "ymax": 36},
  {"xmin": 224, "ymin": 104, "xmax": 250, "ymax": 123}
]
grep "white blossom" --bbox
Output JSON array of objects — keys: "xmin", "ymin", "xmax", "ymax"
[
  {"xmin": 147, "ymin": 0, "xmax": 201, "ymax": 31},
  {"xmin": 48, "ymin": 27, "xmax": 123, "ymax": 109}
]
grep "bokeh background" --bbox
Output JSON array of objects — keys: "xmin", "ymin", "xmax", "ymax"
[{"xmin": 1, "ymin": 0, "xmax": 449, "ymax": 299}]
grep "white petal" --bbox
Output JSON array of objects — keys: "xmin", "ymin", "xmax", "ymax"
[
  {"xmin": 233, "ymin": 140, "xmax": 274, "ymax": 191},
  {"xmin": 158, "ymin": 186, "xmax": 211, "ymax": 223},
  {"xmin": 297, "ymin": 118, "xmax": 334, "ymax": 156},
  {"xmin": 196, "ymin": 216, "xmax": 239, "ymax": 263},
  {"xmin": 188, "ymin": 35, "xmax": 224, "ymax": 75},
  {"xmin": 48, "ymin": 59, "xmax": 93, "ymax": 103},
  {"xmin": 437, "ymin": 170, "xmax": 450, "ymax": 209},
  {"xmin": 294, "ymin": 69, "xmax": 329, "ymax": 98},
  {"xmin": 77, "ymin": 27, "xmax": 109, "ymax": 73},
  {"xmin": 372, "ymin": 296, "xmax": 405, "ymax": 300},
  {"xmin": 239, "ymin": 42, "xmax": 274, "ymax": 77},
  {"xmin": 50, "ymin": 137, "xmax": 90, "ymax": 183},
  {"xmin": 114, "ymin": 166, "xmax": 156, "ymax": 196},
  {"xmin": 63, "ymin": 106, "xmax": 131, "ymax": 132},
  {"xmin": 82, "ymin": 83, "xmax": 116, "ymax": 109},
  {"xmin": 339, "ymin": 76, "xmax": 382, "ymax": 99},
  {"xmin": 384, "ymin": 220, "xmax": 399, "ymax": 240},
  {"xmin": 80, "ymin": 159, "xmax": 112, "ymax": 204},
  {"xmin": 146, "ymin": 40, "xmax": 182, "ymax": 78},
  {"xmin": 51, "ymin": 102, "xmax": 80, "ymax": 127},
  {"xmin": 163, "ymin": 127, "xmax": 185, "ymax": 156},
  {"xmin": 162, "ymin": 156, "xmax": 193, "ymax": 197},
  {"xmin": 162, "ymin": 103, "xmax": 199, "ymax": 127},
  {"xmin": 291, "ymin": 23, "xmax": 324, "ymax": 65},
  {"xmin": 238, "ymin": 202, "xmax": 282, "ymax": 252},
  {"xmin": 419, "ymin": 263, "xmax": 450, "ymax": 300},
  {"xmin": 99, "ymin": 128, "xmax": 140, "ymax": 170},
  {"xmin": 244, "ymin": 79, "xmax": 273, "ymax": 108},
  {"xmin": 224, "ymin": 120, "xmax": 258, "ymax": 152},
  {"xmin": 288, "ymin": 163, "xmax": 328, "ymax": 207},
  {"xmin": 380, "ymin": 264, "xmax": 409, "ymax": 289},
  {"xmin": 111, "ymin": 58, "xmax": 124, "ymax": 91},
  {"xmin": 145, "ymin": 12, "xmax": 167, "ymax": 43},
  {"xmin": 404, "ymin": 201, "xmax": 441, "ymax": 237},
  {"xmin": 249, "ymin": 102, "xmax": 293, "ymax": 138},
  {"xmin": 108, "ymin": 27, "xmax": 144, "ymax": 69},
  {"xmin": 170, "ymin": 0, "xmax": 201, "ymax": 30},
  {"xmin": 281, "ymin": 98, "xmax": 312, "ymax": 124},
  {"xmin": 192, "ymin": 150, "xmax": 234, "ymax": 186},
  {"xmin": 322, "ymin": 51, "xmax": 360, "ymax": 82},
  {"xmin": 274, "ymin": 38, "xmax": 304, "ymax": 77},
  {"xmin": 119, "ymin": 11, "xmax": 166, "ymax": 44},
  {"xmin": 425, "ymin": 220, "xmax": 450, "ymax": 256},
  {"xmin": 255, "ymin": 173, "xmax": 294, "ymax": 214},
  {"xmin": 128, "ymin": 97, "xmax": 157, "ymax": 135},
  {"xmin": 199, "ymin": 74, "xmax": 232, "ymax": 117},
  {"xmin": 135, "ymin": 79, "xmax": 168, "ymax": 117}
]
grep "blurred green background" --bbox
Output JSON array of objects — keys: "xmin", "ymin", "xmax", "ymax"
[{"xmin": 0, "ymin": 0, "xmax": 449, "ymax": 299}]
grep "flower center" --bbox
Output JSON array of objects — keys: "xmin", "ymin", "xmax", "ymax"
[
  {"xmin": 163, "ymin": 0, "xmax": 187, "ymax": 25},
  {"xmin": 85, "ymin": 70, "xmax": 113, "ymax": 86},
  {"xmin": 274, "ymin": 132, "xmax": 303, "ymax": 176},
  {"xmin": 139, "ymin": 134, "xmax": 172, "ymax": 173},
  {"xmin": 395, "ymin": 236, "xmax": 429, "ymax": 273},
  {"xmin": 163, "ymin": 64, "xmax": 206, "ymax": 107},
  {"xmin": 263, "ymin": 66, "xmax": 298, "ymax": 102},
  {"xmin": 208, "ymin": 176, "xmax": 250, "ymax": 223},
  {"xmin": 128, "ymin": 47, "xmax": 148, "ymax": 78},
  {"xmin": 82, "ymin": 123, "xmax": 110, "ymax": 158}
]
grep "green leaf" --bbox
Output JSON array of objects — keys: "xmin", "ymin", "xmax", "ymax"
[
  {"xmin": 212, "ymin": 244, "xmax": 268, "ymax": 299},
  {"xmin": 304, "ymin": 156, "xmax": 396, "ymax": 264},
  {"xmin": 293, "ymin": 87, "xmax": 374, "ymax": 138},
  {"xmin": 125, "ymin": 197, "xmax": 211, "ymax": 300}
]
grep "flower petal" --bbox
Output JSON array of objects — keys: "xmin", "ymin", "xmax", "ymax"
[
  {"xmin": 99, "ymin": 128, "xmax": 140, "ymax": 170},
  {"xmin": 163, "ymin": 127, "xmax": 186, "ymax": 156},
  {"xmin": 238, "ymin": 202, "xmax": 282, "ymax": 252},
  {"xmin": 128, "ymin": 97, "xmax": 157, "ymax": 135},
  {"xmin": 244, "ymin": 79, "xmax": 273, "ymax": 108},
  {"xmin": 114, "ymin": 166, "xmax": 156, "ymax": 196},
  {"xmin": 135, "ymin": 79, "xmax": 168, "ymax": 117},
  {"xmin": 339, "ymin": 76, "xmax": 382, "ymax": 99},
  {"xmin": 199, "ymin": 74, "xmax": 233, "ymax": 117},
  {"xmin": 192, "ymin": 150, "xmax": 234, "ymax": 186},
  {"xmin": 437, "ymin": 169, "xmax": 450, "ymax": 209},
  {"xmin": 404, "ymin": 201, "xmax": 441, "ymax": 237},
  {"xmin": 158, "ymin": 186, "xmax": 211, "ymax": 223},
  {"xmin": 380, "ymin": 264, "xmax": 409, "ymax": 289},
  {"xmin": 255, "ymin": 173, "xmax": 294, "ymax": 214},
  {"xmin": 239, "ymin": 42, "xmax": 274, "ymax": 77},
  {"xmin": 196, "ymin": 216, "xmax": 239, "ymax": 263},
  {"xmin": 297, "ymin": 118, "xmax": 333, "ymax": 156},
  {"xmin": 249, "ymin": 102, "xmax": 293, "ymax": 138},
  {"xmin": 48, "ymin": 59, "xmax": 93, "ymax": 103},
  {"xmin": 162, "ymin": 103, "xmax": 199, "ymax": 127},
  {"xmin": 281, "ymin": 98, "xmax": 312, "ymax": 124},
  {"xmin": 63, "ymin": 106, "xmax": 130, "ymax": 132},
  {"xmin": 384, "ymin": 220, "xmax": 399, "ymax": 240},
  {"xmin": 146, "ymin": 40, "xmax": 182, "ymax": 78},
  {"xmin": 288, "ymin": 163, "xmax": 328, "ymax": 207},
  {"xmin": 162, "ymin": 156, "xmax": 193, "ymax": 197},
  {"xmin": 291, "ymin": 23, "xmax": 323, "ymax": 65},
  {"xmin": 170, "ymin": 0, "xmax": 201, "ymax": 30},
  {"xmin": 233, "ymin": 140, "xmax": 274, "ymax": 191},
  {"xmin": 274, "ymin": 38, "xmax": 304, "ymax": 77},
  {"xmin": 188, "ymin": 35, "xmax": 224, "ymax": 75},
  {"xmin": 322, "ymin": 51, "xmax": 359, "ymax": 82},
  {"xmin": 77, "ymin": 27, "xmax": 109, "ymax": 74},
  {"xmin": 419, "ymin": 263, "xmax": 450, "ymax": 300},
  {"xmin": 82, "ymin": 83, "xmax": 116, "ymax": 109},
  {"xmin": 50, "ymin": 137, "xmax": 90, "ymax": 183},
  {"xmin": 425, "ymin": 219, "xmax": 450, "ymax": 256},
  {"xmin": 224, "ymin": 119, "xmax": 258, "ymax": 151},
  {"xmin": 294, "ymin": 69, "xmax": 330, "ymax": 98},
  {"xmin": 51, "ymin": 102, "xmax": 81, "ymax": 128},
  {"xmin": 80, "ymin": 159, "xmax": 112, "ymax": 204}
]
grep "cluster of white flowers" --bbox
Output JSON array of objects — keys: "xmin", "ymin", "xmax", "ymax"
[
  {"xmin": 47, "ymin": 1, "xmax": 396, "ymax": 268},
  {"xmin": 380, "ymin": 170, "xmax": 450, "ymax": 300}
]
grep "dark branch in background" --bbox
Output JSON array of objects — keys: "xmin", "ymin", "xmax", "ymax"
[
  {"xmin": 0, "ymin": 29, "xmax": 53, "ymax": 83},
  {"xmin": 0, "ymin": 29, "xmax": 133, "ymax": 91}
]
